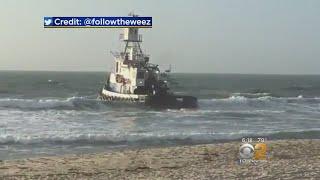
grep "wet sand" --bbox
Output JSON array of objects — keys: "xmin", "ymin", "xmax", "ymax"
[{"xmin": 0, "ymin": 139, "xmax": 319, "ymax": 179}]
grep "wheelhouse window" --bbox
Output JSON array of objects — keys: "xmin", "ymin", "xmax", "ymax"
[{"xmin": 116, "ymin": 62, "xmax": 119, "ymax": 73}]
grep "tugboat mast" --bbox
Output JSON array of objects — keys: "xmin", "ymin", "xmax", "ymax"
[{"xmin": 122, "ymin": 13, "xmax": 144, "ymax": 62}]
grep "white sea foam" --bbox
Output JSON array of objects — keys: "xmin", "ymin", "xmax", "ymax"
[
  {"xmin": 0, "ymin": 96, "xmax": 96, "ymax": 110},
  {"xmin": 232, "ymin": 92, "xmax": 271, "ymax": 96},
  {"xmin": 1, "ymin": 95, "xmax": 319, "ymax": 111},
  {"xmin": 207, "ymin": 95, "xmax": 320, "ymax": 102},
  {"xmin": 0, "ymin": 128, "xmax": 272, "ymax": 146},
  {"xmin": 228, "ymin": 95, "xmax": 247, "ymax": 101}
]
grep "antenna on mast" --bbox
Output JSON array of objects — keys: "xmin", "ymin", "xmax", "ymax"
[{"xmin": 128, "ymin": 11, "xmax": 138, "ymax": 17}]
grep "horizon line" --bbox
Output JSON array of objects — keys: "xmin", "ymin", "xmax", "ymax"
[{"xmin": 0, "ymin": 69, "xmax": 320, "ymax": 76}]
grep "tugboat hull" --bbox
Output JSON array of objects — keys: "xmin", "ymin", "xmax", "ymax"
[
  {"xmin": 99, "ymin": 88, "xmax": 147, "ymax": 102},
  {"xmin": 99, "ymin": 89, "xmax": 197, "ymax": 109}
]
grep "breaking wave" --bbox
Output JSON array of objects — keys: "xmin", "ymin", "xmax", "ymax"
[
  {"xmin": 0, "ymin": 95, "xmax": 319, "ymax": 111},
  {"xmin": 206, "ymin": 95, "xmax": 320, "ymax": 102},
  {"xmin": 1, "ymin": 130, "xmax": 319, "ymax": 146},
  {"xmin": 0, "ymin": 132, "xmax": 232, "ymax": 146},
  {"xmin": 231, "ymin": 92, "xmax": 271, "ymax": 97},
  {"xmin": 0, "ymin": 97, "xmax": 103, "ymax": 110},
  {"xmin": 198, "ymin": 95, "xmax": 320, "ymax": 111}
]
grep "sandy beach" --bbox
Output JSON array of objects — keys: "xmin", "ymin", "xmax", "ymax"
[{"xmin": 0, "ymin": 139, "xmax": 319, "ymax": 179}]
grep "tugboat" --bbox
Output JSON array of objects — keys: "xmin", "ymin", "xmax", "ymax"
[{"xmin": 99, "ymin": 14, "xmax": 197, "ymax": 109}]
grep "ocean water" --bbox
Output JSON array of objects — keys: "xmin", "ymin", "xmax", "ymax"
[{"xmin": 0, "ymin": 71, "xmax": 319, "ymax": 159}]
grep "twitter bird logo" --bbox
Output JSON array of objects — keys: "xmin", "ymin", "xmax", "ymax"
[{"xmin": 44, "ymin": 17, "xmax": 53, "ymax": 26}]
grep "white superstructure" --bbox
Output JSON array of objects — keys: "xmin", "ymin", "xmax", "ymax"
[{"xmin": 100, "ymin": 13, "xmax": 163, "ymax": 101}]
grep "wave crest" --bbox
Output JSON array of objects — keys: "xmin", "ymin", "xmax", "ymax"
[
  {"xmin": 202, "ymin": 95, "xmax": 320, "ymax": 104},
  {"xmin": 0, "ymin": 97, "xmax": 101, "ymax": 110}
]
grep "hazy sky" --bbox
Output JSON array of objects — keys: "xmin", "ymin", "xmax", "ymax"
[{"xmin": 1, "ymin": 0, "xmax": 320, "ymax": 74}]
